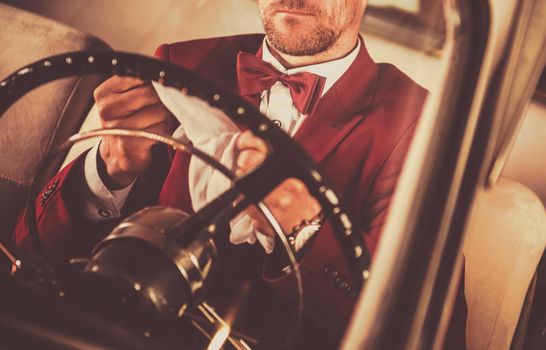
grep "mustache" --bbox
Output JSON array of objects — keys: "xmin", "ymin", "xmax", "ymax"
[{"xmin": 269, "ymin": 0, "xmax": 322, "ymax": 14}]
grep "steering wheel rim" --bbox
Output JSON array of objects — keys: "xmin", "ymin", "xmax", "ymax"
[{"xmin": 0, "ymin": 50, "xmax": 371, "ymax": 347}]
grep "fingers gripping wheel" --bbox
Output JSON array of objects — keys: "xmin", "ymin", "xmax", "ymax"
[{"xmin": 0, "ymin": 51, "xmax": 371, "ymax": 348}]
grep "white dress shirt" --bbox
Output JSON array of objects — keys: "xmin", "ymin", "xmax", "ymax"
[{"xmin": 81, "ymin": 38, "xmax": 361, "ymax": 253}]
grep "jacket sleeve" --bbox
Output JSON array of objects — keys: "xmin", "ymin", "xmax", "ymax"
[
  {"xmin": 12, "ymin": 143, "xmax": 170, "ymax": 267},
  {"xmin": 12, "ymin": 153, "xmax": 121, "ymax": 266}
]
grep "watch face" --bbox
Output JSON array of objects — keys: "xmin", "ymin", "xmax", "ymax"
[{"xmin": 294, "ymin": 223, "xmax": 321, "ymax": 252}]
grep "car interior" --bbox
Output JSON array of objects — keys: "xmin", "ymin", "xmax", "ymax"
[{"xmin": 0, "ymin": 1, "xmax": 544, "ymax": 349}]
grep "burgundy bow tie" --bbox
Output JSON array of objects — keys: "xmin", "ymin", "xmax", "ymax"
[{"xmin": 236, "ymin": 51, "xmax": 326, "ymax": 115}]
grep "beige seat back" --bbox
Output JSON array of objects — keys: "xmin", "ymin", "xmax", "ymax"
[
  {"xmin": 0, "ymin": 4, "xmax": 110, "ymax": 239},
  {"xmin": 464, "ymin": 177, "xmax": 546, "ymax": 350}
]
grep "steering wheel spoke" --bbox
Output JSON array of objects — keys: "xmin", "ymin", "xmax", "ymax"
[{"xmin": 169, "ymin": 186, "xmax": 249, "ymax": 243}]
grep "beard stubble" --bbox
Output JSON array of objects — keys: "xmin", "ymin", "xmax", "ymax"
[{"xmin": 262, "ymin": 0, "xmax": 341, "ymax": 56}]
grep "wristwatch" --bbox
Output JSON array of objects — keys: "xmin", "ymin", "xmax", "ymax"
[{"xmin": 287, "ymin": 211, "xmax": 324, "ymax": 252}]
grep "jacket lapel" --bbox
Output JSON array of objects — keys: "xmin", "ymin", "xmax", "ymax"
[
  {"xmin": 238, "ymin": 44, "xmax": 265, "ymax": 109},
  {"xmin": 293, "ymin": 42, "xmax": 379, "ymax": 164}
]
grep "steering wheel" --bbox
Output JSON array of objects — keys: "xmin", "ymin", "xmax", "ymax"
[{"xmin": 0, "ymin": 51, "xmax": 371, "ymax": 349}]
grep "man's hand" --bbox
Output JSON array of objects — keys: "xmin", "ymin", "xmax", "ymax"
[
  {"xmin": 236, "ymin": 130, "xmax": 321, "ymax": 236},
  {"xmin": 93, "ymin": 76, "xmax": 171, "ymax": 188}
]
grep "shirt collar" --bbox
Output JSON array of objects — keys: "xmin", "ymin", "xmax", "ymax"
[{"xmin": 260, "ymin": 37, "xmax": 361, "ymax": 96}]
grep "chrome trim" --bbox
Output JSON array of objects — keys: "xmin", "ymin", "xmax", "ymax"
[{"xmin": 96, "ymin": 207, "xmax": 217, "ymax": 296}]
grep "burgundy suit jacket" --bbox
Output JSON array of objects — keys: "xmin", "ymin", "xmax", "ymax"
[{"xmin": 12, "ymin": 34, "xmax": 465, "ymax": 347}]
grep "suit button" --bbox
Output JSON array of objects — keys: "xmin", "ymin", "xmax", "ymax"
[
  {"xmin": 48, "ymin": 180, "xmax": 59, "ymax": 190},
  {"xmin": 273, "ymin": 119, "xmax": 282, "ymax": 128},
  {"xmin": 345, "ymin": 284, "xmax": 358, "ymax": 300},
  {"xmin": 40, "ymin": 182, "xmax": 58, "ymax": 206},
  {"xmin": 323, "ymin": 265, "xmax": 338, "ymax": 280},
  {"xmin": 335, "ymin": 275, "xmax": 350, "ymax": 290},
  {"xmin": 98, "ymin": 208, "xmax": 112, "ymax": 218}
]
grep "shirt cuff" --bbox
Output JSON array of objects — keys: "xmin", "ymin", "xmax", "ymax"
[{"xmin": 80, "ymin": 142, "xmax": 134, "ymax": 221}]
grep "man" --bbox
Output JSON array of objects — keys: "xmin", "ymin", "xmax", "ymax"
[{"xmin": 13, "ymin": 0, "xmax": 466, "ymax": 348}]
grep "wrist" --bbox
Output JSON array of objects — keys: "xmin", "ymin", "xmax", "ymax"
[
  {"xmin": 96, "ymin": 146, "xmax": 136, "ymax": 190},
  {"xmin": 287, "ymin": 211, "xmax": 324, "ymax": 252}
]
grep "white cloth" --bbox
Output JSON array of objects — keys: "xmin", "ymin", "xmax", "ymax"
[{"xmin": 81, "ymin": 38, "xmax": 361, "ymax": 253}]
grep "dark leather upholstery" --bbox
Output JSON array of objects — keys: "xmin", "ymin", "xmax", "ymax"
[{"xmin": 0, "ymin": 3, "xmax": 110, "ymax": 240}]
